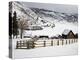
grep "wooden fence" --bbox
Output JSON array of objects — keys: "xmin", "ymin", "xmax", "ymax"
[{"xmin": 16, "ymin": 39, "xmax": 78, "ymax": 49}]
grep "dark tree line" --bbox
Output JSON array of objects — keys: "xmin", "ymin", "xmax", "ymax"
[
  {"xmin": 9, "ymin": 2, "xmax": 29, "ymax": 39},
  {"xmin": 13, "ymin": 11, "xmax": 18, "ymax": 38},
  {"xmin": 9, "ymin": 12, "xmax": 12, "ymax": 38},
  {"xmin": 9, "ymin": 11, "xmax": 18, "ymax": 38}
]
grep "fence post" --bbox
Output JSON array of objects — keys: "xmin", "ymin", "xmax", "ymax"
[
  {"xmin": 62, "ymin": 40, "xmax": 64, "ymax": 45},
  {"xmin": 22, "ymin": 41, "xmax": 23, "ymax": 46},
  {"xmin": 26, "ymin": 41, "xmax": 29, "ymax": 49},
  {"xmin": 51, "ymin": 40, "xmax": 53, "ymax": 46},
  {"xmin": 16, "ymin": 41, "xmax": 18, "ymax": 49},
  {"xmin": 20, "ymin": 41, "xmax": 21, "ymax": 48},
  {"xmin": 57, "ymin": 40, "xmax": 59, "ymax": 46},
  {"xmin": 44, "ymin": 41, "xmax": 46, "ymax": 47},
  {"xmin": 66, "ymin": 40, "xmax": 67, "ymax": 45},
  {"xmin": 69, "ymin": 40, "xmax": 70, "ymax": 44},
  {"xmin": 32, "ymin": 41, "xmax": 35, "ymax": 48},
  {"xmin": 23, "ymin": 41, "xmax": 25, "ymax": 46}
]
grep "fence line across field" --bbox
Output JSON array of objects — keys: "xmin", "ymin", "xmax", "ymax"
[{"xmin": 16, "ymin": 39, "xmax": 78, "ymax": 49}]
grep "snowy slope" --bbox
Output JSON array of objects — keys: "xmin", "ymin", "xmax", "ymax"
[
  {"xmin": 11, "ymin": 1, "xmax": 55, "ymax": 27},
  {"xmin": 23, "ymin": 8, "xmax": 78, "ymax": 37},
  {"xmin": 11, "ymin": 2, "xmax": 78, "ymax": 37},
  {"xmin": 31, "ymin": 8, "xmax": 78, "ymax": 23},
  {"xmin": 12, "ymin": 1, "xmax": 37, "ymax": 24}
]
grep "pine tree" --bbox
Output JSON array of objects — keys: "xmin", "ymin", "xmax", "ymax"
[
  {"xmin": 9, "ymin": 12, "xmax": 12, "ymax": 38},
  {"xmin": 13, "ymin": 11, "xmax": 18, "ymax": 38},
  {"xmin": 9, "ymin": 2, "xmax": 13, "ymax": 39}
]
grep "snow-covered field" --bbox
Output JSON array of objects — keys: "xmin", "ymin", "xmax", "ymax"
[{"xmin": 13, "ymin": 43, "xmax": 78, "ymax": 59}]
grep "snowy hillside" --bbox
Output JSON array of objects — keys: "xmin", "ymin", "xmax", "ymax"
[
  {"xmin": 12, "ymin": 2, "xmax": 37, "ymax": 24},
  {"xmin": 10, "ymin": 2, "xmax": 78, "ymax": 37},
  {"xmin": 11, "ymin": 1, "xmax": 55, "ymax": 28},
  {"xmin": 30, "ymin": 8, "xmax": 78, "ymax": 23}
]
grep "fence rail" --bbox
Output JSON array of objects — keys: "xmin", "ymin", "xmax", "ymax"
[{"xmin": 16, "ymin": 39, "xmax": 78, "ymax": 49}]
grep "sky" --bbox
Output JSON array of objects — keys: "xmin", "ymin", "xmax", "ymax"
[{"xmin": 20, "ymin": 1, "xmax": 78, "ymax": 14}]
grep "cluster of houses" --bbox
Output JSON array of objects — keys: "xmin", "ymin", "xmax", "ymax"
[
  {"xmin": 23, "ymin": 29, "xmax": 78, "ymax": 39},
  {"xmin": 62, "ymin": 30, "xmax": 78, "ymax": 39},
  {"xmin": 50, "ymin": 30, "xmax": 78, "ymax": 39}
]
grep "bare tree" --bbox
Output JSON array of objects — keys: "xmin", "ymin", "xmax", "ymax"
[{"xmin": 18, "ymin": 19, "xmax": 28, "ymax": 39}]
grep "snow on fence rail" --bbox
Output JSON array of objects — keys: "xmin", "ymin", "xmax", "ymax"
[{"xmin": 16, "ymin": 39, "xmax": 78, "ymax": 49}]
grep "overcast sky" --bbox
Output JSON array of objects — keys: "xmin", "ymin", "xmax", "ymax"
[{"xmin": 20, "ymin": 2, "xmax": 78, "ymax": 14}]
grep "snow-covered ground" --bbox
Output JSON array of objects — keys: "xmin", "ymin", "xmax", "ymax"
[
  {"xmin": 13, "ymin": 43, "xmax": 78, "ymax": 59},
  {"xmin": 23, "ymin": 20, "xmax": 78, "ymax": 37}
]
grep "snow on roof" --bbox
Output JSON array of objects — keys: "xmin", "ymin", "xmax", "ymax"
[
  {"xmin": 54, "ymin": 34, "xmax": 60, "ymax": 37},
  {"xmin": 62, "ymin": 29, "xmax": 71, "ymax": 35}
]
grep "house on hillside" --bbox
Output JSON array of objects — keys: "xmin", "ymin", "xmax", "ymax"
[{"xmin": 62, "ymin": 29, "xmax": 75, "ymax": 39}]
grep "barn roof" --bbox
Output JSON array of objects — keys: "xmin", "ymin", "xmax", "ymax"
[{"xmin": 62, "ymin": 29, "xmax": 71, "ymax": 35}]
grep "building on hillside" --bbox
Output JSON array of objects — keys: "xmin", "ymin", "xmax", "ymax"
[{"xmin": 62, "ymin": 29, "xmax": 75, "ymax": 39}]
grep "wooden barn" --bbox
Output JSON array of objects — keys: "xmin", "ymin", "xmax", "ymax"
[{"xmin": 62, "ymin": 29, "xmax": 75, "ymax": 39}]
